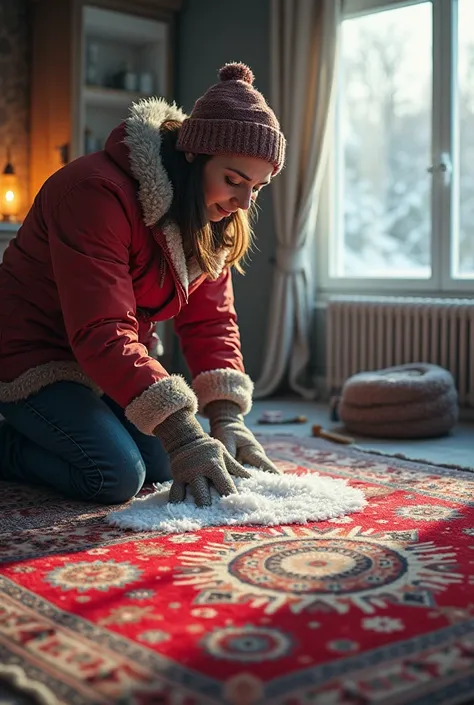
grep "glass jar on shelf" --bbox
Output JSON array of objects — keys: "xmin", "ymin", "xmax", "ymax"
[{"xmin": 112, "ymin": 62, "xmax": 138, "ymax": 92}]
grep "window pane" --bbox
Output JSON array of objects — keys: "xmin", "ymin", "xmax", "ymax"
[
  {"xmin": 455, "ymin": 0, "xmax": 474, "ymax": 279},
  {"xmin": 335, "ymin": 3, "xmax": 432, "ymax": 279}
]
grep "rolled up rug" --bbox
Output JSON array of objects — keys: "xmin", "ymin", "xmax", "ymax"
[{"xmin": 339, "ymin": 363, "xmax": 459, "ymax": 439}]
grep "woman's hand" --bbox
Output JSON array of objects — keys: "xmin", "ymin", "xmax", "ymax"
[
  {"xmin": 206, "ymin": 400, "xmax": 281, "ymax": 474},
  {"xmin": 154, "ymin": 408, "xmax": 251, "ymax": 507}
]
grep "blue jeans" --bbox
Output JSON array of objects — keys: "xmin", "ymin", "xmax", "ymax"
[{"xmin": 0, "ymin": 381, "xmax": 171, "ymax": 504}]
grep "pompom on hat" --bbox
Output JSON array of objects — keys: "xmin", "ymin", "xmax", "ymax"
[{"xmin": 176, "ymin": 62, "xmax": 286, "ymax": 175}]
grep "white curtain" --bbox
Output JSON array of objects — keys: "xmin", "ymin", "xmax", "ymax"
[{"xmin": 254, "ymin": 0, "xmax": 342, "ymax": 399}]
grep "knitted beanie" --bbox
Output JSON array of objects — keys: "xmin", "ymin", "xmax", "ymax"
[{"xmin": 176, "ymin": 62, "xmax": 286, "ymax": 175}]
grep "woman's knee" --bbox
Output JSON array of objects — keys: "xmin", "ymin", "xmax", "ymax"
[
  {"xmin": 0, "ymin": 384, "xmax": 147, "ymax": 504},
  {"xmin": 141, "ymin": 439, "xmax": 172, "ymax": 484},
  {"xmin": 91, "ymin": 452, "xmax": 146, "ymax": 504}
]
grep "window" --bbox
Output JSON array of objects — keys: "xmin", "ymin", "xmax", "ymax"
[{"xmin": 319, "ymin": 0, "xmax": 474, "ymax": 293}]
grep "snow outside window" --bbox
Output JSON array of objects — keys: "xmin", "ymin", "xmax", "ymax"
[{"xmin": 318, "ymin": 0, "xmax": 474, "ymax": 294}]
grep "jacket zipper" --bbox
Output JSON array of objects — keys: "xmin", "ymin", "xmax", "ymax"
[
  {"xmin": 151, "ymin": 226, "xmax": 188, "ymax": 304},
  {"xmin": 158, "ymin": 256, "xmax": 166, "ymax": 288}
]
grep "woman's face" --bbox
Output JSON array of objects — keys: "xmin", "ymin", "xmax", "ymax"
[{"xmin": 189, "ymin": 154, "xmax": 274, "ymax": 222}]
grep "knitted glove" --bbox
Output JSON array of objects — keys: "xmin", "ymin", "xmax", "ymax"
[
  {"xmin": 154, "ymin": 407, "xmax": 251, "ymax": 507},
  {"xmin": 206, "ymin": 400, "xmax": 281, "ymax": 474}
]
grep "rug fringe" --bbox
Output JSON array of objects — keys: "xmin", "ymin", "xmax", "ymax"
[
  {"xmin": 256, "ymin": 432, "xmax": 474, "ymax": 474},
  {"xmin": 0, "ymin": 665, "xmax": 57, "ymax": 705},
  {"xmin": 352, "ymin": 443, "xmax": 474, "ymax": 474}
]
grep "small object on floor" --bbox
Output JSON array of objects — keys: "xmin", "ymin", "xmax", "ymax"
[
  {"xmin": 259, "ymin": 410, "xmax": 284, "ymax": 422},
  {"xmin": 258, "ymin": 410, "xmax": 307, "ymax": 425},
  {"xmin": 312, "ymin": 424, "xmax": 354, "ymax": 445},
  {"xmin": 329, "ymin": 395, "xmax": 341, "ymax": 422},
  {"xmin": 106, "ymin": 467, "xmax": 366, "ymax": 533}
]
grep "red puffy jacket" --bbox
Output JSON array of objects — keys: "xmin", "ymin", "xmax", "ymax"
[{"xmin": 0, "ymin": 99, "xmax": 253, "ymax": 434}]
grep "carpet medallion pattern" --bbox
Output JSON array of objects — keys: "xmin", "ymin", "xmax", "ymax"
[{"xmin": 1, "ymin": 435, "xmax": 473, "ymax": 705}]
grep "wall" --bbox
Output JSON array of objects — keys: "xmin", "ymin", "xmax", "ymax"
[
  {"xmin": 0, "ymin": 0, "xmax": 30, "ymax": 217},
  {"xmin": 176, "ymin": 0, "xmax": 276, "ymax": 382}
]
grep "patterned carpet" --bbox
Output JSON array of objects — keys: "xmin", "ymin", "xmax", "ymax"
[{"xmin": 1, "ymin": 434, "xmax": 474, "ymax": 705}]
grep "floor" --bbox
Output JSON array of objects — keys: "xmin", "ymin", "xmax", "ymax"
[
  {"xmin": 1, "ymin": 400, "xmax": 472, "ymax": 704},
  {"xmin": 242, "ymin": 398, "xmax": 473, "ymax": 469}
]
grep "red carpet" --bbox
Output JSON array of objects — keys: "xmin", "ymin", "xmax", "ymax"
[{"xmin": 1, "ymin": 434, "xmax": 474, "ymax": 705}]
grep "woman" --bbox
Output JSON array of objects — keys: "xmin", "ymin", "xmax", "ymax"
[{"xmin": 0, "ymin": 62, "xmax": 286, "ymax": 507}]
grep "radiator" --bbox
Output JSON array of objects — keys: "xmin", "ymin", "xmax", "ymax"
[{"xmin": 326, "ymin": 296, "xmax": 474, "ymax": 407}]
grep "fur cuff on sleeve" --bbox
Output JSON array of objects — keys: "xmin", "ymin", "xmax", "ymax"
[
  {"xmin": 193, "ymin": 369, "xmax": 254, "ymax": 416},
  {"xmin": 125, "ymin": 375, "xmax": 198, "ymax": 435}
]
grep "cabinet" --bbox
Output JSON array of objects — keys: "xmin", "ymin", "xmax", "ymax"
[{"xmin": 30, "ymin": 0, "xmax": 181, "ymax": 204}]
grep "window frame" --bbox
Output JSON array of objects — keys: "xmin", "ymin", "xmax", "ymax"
[{"xmin": 317, "ymin": 0, "xmax": 473, "ymax": 296}]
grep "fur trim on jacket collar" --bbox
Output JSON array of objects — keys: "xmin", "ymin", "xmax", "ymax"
[
  {"xmin": 123, "ymin": 98, "xmax": 227, "ymax": 292},
  {"xmin": 124, "ymin": 97, "xmax": 186, "ymax": 228}
]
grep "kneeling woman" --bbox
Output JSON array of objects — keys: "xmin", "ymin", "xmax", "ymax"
[{"xmin": 0, "ymin": 62, "xmax": 286, "ymax": 507}]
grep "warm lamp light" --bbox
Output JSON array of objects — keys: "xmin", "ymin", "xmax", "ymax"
[{"xmin": 0, "ymin": 149, "xmax": 20, "ymax": 221}]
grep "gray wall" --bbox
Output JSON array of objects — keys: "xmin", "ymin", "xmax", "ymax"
[
  {"xmin": 176, "ymin": 0, "xmax": 276, "ymax": 382},
  {"xmin": 0, "ymin": 0, "xmax": 30, "ymax": 217}
]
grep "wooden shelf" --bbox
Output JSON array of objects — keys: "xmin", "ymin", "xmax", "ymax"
[
  {"xmin": 84, "ymin": 5, "xmax": 168, "ymax": 43},
  {"xmin": 30, "ymin": 0, "xmax": 177, "ymax": 201},
  {"xmin": 83, "ymin": 85, "xmax": 153, "ymax": 108}
]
